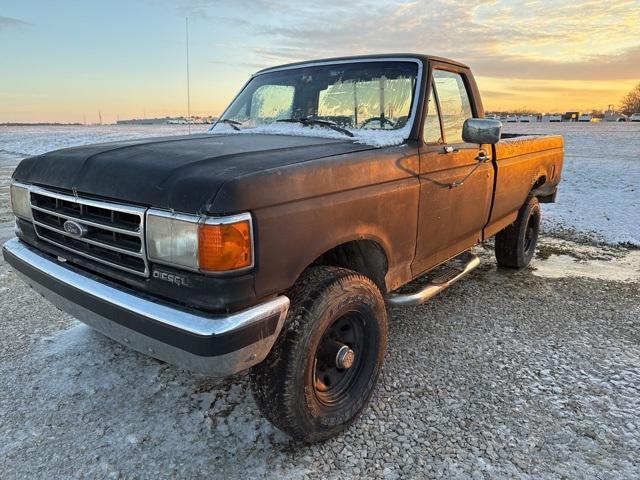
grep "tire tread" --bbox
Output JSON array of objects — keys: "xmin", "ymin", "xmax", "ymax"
[
  {"xmin": 495, "ymin": 196, "xmax": 540, "ymax": 268},
  {"xmin": 250, "ymin": 266, "xmax": 386, "ymax": 442}
]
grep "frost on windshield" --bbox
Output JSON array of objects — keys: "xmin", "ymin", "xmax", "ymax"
[
  {"xmin": 211, "ymin": 121, "xmax": 412, "ymax": 148},
  {"xmin": 249, "ymin": 85, "xmax": 295, "ymax": 120},
  {"xmin": 210, "ymin": 61, "xmax": 418, "ymax": 147}
]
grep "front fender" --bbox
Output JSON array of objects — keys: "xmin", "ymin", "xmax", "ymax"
[{"xmin": 252, "ymin": 176, "xmax": 420, "ymax": 296}]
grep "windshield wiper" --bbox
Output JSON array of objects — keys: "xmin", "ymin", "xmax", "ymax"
[
  {"xmin": 277, "ymin": 117, "xmax": 354, "ymax": 138},
  {"xmin": 218, "ymin": 119, "xmax": 242, "ymax": 131}
]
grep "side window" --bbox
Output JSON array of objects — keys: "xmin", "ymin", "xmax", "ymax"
[
  {"xmin": 250, "ymin": 85, "xmax": 295, "ymax": 121},
  {"xmin": 432, "ymin": 70, "xmax": 473, "ymax": 144},
  {"xmin": 423, "ymin": 82, "xmax": 443, "ymax": 143}
]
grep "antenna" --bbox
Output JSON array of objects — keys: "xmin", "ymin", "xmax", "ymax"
[{"xmin": 185, "ymin": 17, "xmax": 191, "ymax": 135}]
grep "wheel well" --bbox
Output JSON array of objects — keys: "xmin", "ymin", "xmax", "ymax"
[
  {"xmin": 531, "ymin": 176, "xmax": 546, "ymax": 191},
  {"xmin": 530, "ymin": 175, "xmax": 557, "ymax": 203},
  {"xmin": 311, "ymin": 240, "xmax": 389, "ymax": 293}
]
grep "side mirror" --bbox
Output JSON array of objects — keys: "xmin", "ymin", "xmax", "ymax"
[{"xmin": 462, "ymin": 118, "xmax": 502, "ymax": 145}]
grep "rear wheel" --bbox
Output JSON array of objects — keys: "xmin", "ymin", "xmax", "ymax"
[
  {"xmin": 495, "ymin": 196, "xmax": 541, "ymax": 268},
  {"xmin": 250, "ymin": 266, "xmax": 387, "ymax": 443}
]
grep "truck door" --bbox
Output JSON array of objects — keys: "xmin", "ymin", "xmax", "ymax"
[{"xmin": 412, "ymin": 67, "xmax": 494, "ymax": 276}]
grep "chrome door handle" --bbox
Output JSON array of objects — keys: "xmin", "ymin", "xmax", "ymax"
[{"xmin": 444, "ymin": 146, "xmax": 459, "ymax": 154}]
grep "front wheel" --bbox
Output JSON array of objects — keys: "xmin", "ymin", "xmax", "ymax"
[
  {"xmin": 250, "ymin": 266, "xmax": 387, "ymax": 443},
  {"xmin": 495, "ymin": 196, "xmax": 541, "ymax": 268}
]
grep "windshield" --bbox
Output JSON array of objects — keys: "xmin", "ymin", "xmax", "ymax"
[{"xmin": 211, "ymin": 61, "xmax": 420, "ymax": 146}]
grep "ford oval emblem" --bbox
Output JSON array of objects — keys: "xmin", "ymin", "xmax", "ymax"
[{"xmin": 63, "ymin": 220, "xmax": 88, "ymax": 238}]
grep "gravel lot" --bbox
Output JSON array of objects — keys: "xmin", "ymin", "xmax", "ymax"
[{"xmin": 1, "ymin": 147, "xmax": 639, "ymax": 478}]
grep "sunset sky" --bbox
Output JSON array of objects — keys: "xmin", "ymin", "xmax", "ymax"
[{"xmin": 2, "ymin": 0, "xmax": 640, "ymax": 123}]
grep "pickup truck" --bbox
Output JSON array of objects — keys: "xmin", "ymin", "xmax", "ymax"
[{"xmin": 3, "ymin": 54, "xmax": 563, "ymax": 443}]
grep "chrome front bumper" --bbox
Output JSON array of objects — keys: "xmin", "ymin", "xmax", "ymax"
[{"xmin": 3, "ymin": 238, "xmax": 289, "ymax": 376}]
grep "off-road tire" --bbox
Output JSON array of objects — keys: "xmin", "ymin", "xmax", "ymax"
[
  {"xmin": 250, "ymin": 266, "xmax": 387, "ymax": 443},
  {"xmin": 495, "ymin": 196, "xmax": 541, "ymax": 268}
]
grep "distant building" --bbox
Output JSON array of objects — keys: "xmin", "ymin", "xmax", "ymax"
[{"xmin": 562, "ymin": 112, "xmax": 580, "ymax": 122}]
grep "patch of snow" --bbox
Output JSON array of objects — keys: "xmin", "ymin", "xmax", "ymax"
[
  {"xmin": 210, "ymin": 121, "xmax": 411, "ymax": 148},
  {"xmin": 4, "ymin": 321, "xmax": 307, "ymax": 478},
  {"xmin": 529, "ymin": 239, "xmax": 640, "ymax": 282},
  {"xmin": 498, "ymin": 134, "xmax": 544, "ymax": 144},
  {"xmin": 503, "ymin": 122, "xmax": 640, "ymax": 246},
  {"xmin": 0, "ymin": 124, "xmax": 209, "ymax": 157},
  {"xmin": 532, "ymin": 251, "xmax": 640, "ymax": 282}
]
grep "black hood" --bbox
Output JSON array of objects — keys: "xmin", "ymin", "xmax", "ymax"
[{"xmin": 13, "ymin": 133, "xmax": 375, "ymax": 213}]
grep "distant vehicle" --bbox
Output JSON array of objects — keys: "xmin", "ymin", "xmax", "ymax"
[
  {"xmin": 540, "ymin": 114, "xmax": 562, "ymax": 122},
  {"xmin": 578, "ymin": 114, "xmax": 592, "ymax": 122},
  {"xmin": 604, "ymin": 105, "xmax": 628, "ymax": 122},
  {"xmin": 505, "ymin": 115, "xmax": 518, "ymax": 123},
  {"xmin": 605, "ymin": 114, "xmax": 628, "ymax": 122},
  {"xmin": 518, "ymin": 115, "xmax": 535, "ymax": 123},
  {"xmin": 5, "ymin": 54, "xmax": 564, "ymax": 443},
  {"xmin": 629, "ymin": 113, "xmax": 640, "ymax": 122}
]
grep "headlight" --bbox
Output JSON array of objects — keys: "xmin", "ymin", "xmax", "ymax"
[
  {"xmin": 9, "ymin": 183, "xmax": 32, "ymax": 221},
  {"xmin": 146, "ymin": 210, "xmax": 253, "ymax": 273}
]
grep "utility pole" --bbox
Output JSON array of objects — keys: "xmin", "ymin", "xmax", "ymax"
[{"xmin": 186, "ymin": 17, "xmax": 192, "ymax": 135}]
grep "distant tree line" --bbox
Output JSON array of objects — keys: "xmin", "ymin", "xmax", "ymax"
[{"xmin": 621, "ymin": 83, "xmax": 640, "ymax": 114}]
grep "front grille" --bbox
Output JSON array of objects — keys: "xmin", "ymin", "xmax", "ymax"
[{"xmin": 29, "ymin": 186, "xmax": 149, "ymax": 276}]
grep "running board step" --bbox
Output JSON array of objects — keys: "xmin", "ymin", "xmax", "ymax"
[{"xmin": 386, "ymin": 251, "xmax": 480, "ymax": 307}]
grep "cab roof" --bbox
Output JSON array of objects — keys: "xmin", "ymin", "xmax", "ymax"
[{"xmin": 254, "ymin": 53, "xmax": 469, "ymax": 75}]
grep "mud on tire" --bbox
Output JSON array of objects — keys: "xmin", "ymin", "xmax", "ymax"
[
  {"xmin": 250, "ymin": 266, "xmax": 387, "ymax": 443},
  {"xmin": 495, "ymin": 196, "xmax": 541, "ymax": 269}
]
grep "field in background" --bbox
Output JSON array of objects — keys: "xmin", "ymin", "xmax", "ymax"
[
  {"xmin": 503, "ymin": 122, "xmax": 640, "ymax": 246},
  {"xmin": 1, "ymin": 122, "xmax": 638, "ymax": 246}
]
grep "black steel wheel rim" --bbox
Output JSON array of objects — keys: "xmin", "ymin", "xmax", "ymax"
[{"xmin": 313, "ymin": 311, "xmax": 366, "ymax": 407}]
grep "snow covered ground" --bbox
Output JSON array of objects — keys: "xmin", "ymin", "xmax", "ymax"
[
  {"xmin": 0, "ymin": 124, "xmax": 209, "ymax": 157},
  {"xmin": 1, "ymin": 122, "xmax": 638, "ymax": 246},
  {"xmin": 502, "ymin": 122, "xmax": 640, "ymax": 246}
]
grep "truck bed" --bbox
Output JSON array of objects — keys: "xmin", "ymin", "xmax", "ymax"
[
  {"xmin": 495, "ymin": 133, "xmax": 563, "ymax": 159},
  {"xmin": 484, "ymin": 133, "xmax": 564, "ymax": 238}
]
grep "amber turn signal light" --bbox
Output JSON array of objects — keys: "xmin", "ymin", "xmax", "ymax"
[{"xmin": 198, "ymin": 220, "xmax": 252, "ymax": 271}]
